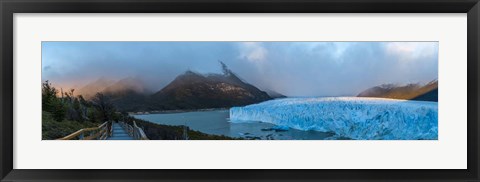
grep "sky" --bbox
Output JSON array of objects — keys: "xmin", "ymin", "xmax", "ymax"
[{"xmin": 42, "ymin": 41, "xmax": 438, "ymax": 97}]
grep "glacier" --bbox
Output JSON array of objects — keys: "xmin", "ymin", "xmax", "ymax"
[{"xmin": 229, "ymin": 97, "xmax": 438, "ymax": 140}]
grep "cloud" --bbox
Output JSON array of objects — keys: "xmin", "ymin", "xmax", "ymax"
[
  {"xmin": 238, "ymin": 42, "xmax": 268, "ymax": 62},
  {"xmin": 42, "ymin": 42, "xmax": 438, "ymax": 97},
  {"xmin": 385, "ymin": 42, "xmax": 438, "ymax": 62}
]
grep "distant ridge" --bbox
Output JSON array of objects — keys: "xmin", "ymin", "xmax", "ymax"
[
  {"xmin": 265, "ymin": 89, "xmax": 287, "ymax": 99},
  {"xmin": 357, "ymin": 80, "xmax": 438, "ymax": 102},
  {"xmin": 76, "ymin": 78, "xmax": 115, "ymax": 99},
  {"xmin": 412, "ymin": 88, "xmax": 438, "ymax": 102},
  {"xmin": 102, "ymin": 77, "xmax": 150, "ymax": 111}
]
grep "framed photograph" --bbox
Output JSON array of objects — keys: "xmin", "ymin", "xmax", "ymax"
[{"xmin": 1, "ymin": 0, "xmax": 479, "ymax": 181}]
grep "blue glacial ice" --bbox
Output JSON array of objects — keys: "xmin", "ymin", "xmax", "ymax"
[{"xmin": 229, "ymin": 97, "xmax": 438, "ymax": 140}]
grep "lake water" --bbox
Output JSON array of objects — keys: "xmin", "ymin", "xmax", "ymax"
[{"xmin": 133, "ymin": 109, "xmax": 333, "ymax": 140}]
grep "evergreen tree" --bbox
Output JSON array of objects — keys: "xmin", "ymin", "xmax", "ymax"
[{"xmin": 42, "ymin": 81, "xmax": 66, "ymax": 122}]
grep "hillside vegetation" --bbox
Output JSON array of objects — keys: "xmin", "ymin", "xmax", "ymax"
[{"xmin": 42, "ymin": 80, "xmax": 239, "ymax": 140}]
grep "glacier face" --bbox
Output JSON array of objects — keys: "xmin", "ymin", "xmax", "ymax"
[{"xmin": 229, "ymin": 97, "xmax": 438, "ymax": 140}]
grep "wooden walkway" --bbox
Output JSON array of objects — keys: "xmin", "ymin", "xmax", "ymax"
[
  {"xmin": 108, "ymin": 122, "xmax": 134, "ymax": 140},
  {"xmin": 57, "ymin": 121, "xmax": 148, "ymax": 140}
]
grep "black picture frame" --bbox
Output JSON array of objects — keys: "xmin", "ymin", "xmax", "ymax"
[{"xmin": 1, "ymin": 0, "xmax": 479, "ymax": 181}]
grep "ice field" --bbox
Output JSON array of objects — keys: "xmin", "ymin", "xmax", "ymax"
[{"xmin": 230, "ymin": 97, "xmax": 438, "ymax": 140}]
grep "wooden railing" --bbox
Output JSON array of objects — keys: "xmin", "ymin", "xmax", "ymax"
[
  {"xmin": 57, "ymin": 121, "xmax": 111, "ymax": 140},
  {"xmin": 58, "ymin": 120, "xmax": 148, "ymax": 140},
  {"xmin": 119, "ymin": 121, "xmax": 149, "ymax": 140}
]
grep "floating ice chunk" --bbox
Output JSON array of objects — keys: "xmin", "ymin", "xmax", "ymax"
[
  {"xmin": 261, "ymin": 125, "xmax": 290, "ymax": 132},
  {"xmin": 230, "ymin": 97, "xmax": 438, "ymax": 140},
  {"xmin": 271, "ymin": 125, "xmax": 289, "ymax": 131}
]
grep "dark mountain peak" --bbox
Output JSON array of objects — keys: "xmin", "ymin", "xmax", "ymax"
[
  {"xmin": 215, "ymin": 61, "xmax": 246, "ymax": 83},
  {"xmin": 184, "ymin": 70, "xmax": 201, "ymax": 76},
  {"xmin": 173, "ymin": 70, "xmax": 206, "ymax": 82},
  {"xmin": 166, "ymin": 70, "xmax": 209, "ymax": 89},
  {"xmin": 150, "ymin": 62, "xmax": 272, "ymax": 110},
  {"xmin": 174, "ymin": 62, "xmax": 249, "ymax": 88},
  {"xmin": 106, "ymin": 63, "xmax": 272, "ymax": 111},
  {"xmin": 220, "ymin": 61, "xmax": 232, "ymax": 76}
]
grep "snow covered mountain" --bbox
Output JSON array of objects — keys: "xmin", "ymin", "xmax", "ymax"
[{"xmin": 230, "ymin": 97, "xmax": 438, "ymax": 140}]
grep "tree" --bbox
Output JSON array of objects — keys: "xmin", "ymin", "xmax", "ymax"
[
  {"xmin": 42, "ymin": 80, "xmax": 57, "ymax": 111},
  {"xmin": 91, "ymin": 93, "xmax": 116, "ymax": 122},
  {"xmin": 42, "ymin": 81, "xmax": 66, "ymax": 122},
  {"xmin": 78, "ymin": 95, "xmax": 89, "ymax": 107},
  {"xmin": 77, "ymin": 95, "xmax": 90, "ymax": 120},
  {"xmin": 71, "ymin": 98, "xmax": 83, "ymax": 121}
]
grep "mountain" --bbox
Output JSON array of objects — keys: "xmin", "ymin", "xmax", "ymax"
[
  {"xmin": 76, "ymin": 78, "xmax": 115, "ymax": 99},
  {"xmin": 103, "ymin": 77, "xmax": 148, "ymax": 95},
  {"xmin": 265, "ymin": 89, "xmax": 287, "ymax": 99},
  {"xmin": 412, "ymin": 88, "xmax": 438, "ymax": 102},
  {"xmin": 102, "ymin": 77, "xmax": 150, "ymax": 111},
  {"xmin": 76, "ymin": 63, "xmax": 273, "ymax": 111},
  {"xmin": 357, "ymin": 80, "xmax": 438, "ymax": 102},
  {"xmin": 150, "ymin": 64, "xmax": 272, "ymax": 110},
  {"xmin": 411, "ymin": 80, "xmax": 438, "ymax": 102}
]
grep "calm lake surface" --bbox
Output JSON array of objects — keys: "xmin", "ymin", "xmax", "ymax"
[{"xmin": 133, "ymin": 109, "xmax": 333, "ymax": 140}]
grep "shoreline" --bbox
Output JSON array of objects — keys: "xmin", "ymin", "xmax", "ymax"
[{"xmin": 129, "ymin": 107, "xmax": 230, "ymax": 115}]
